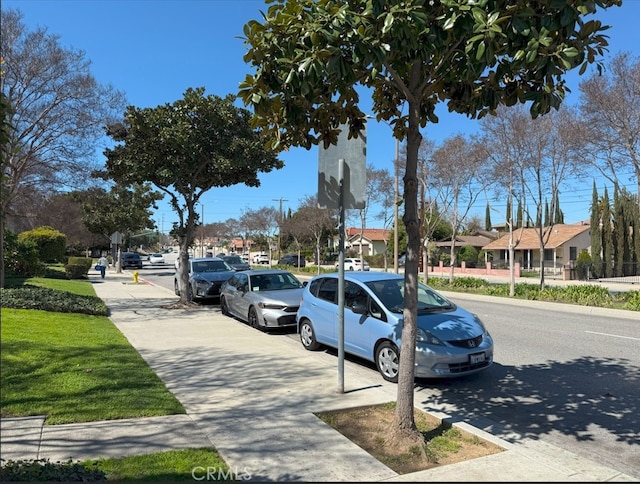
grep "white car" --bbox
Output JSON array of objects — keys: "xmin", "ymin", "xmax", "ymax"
[
  {"xmin": 148, "ymin": 253, "xmax": 165, "ymax": 264},
  {"xmin": 252, "ymin": 253, "xmax": 270, "ymax": 265},
  {"xmin": 336, "ymin": 258, "xmax": 370, "ymax": 271}
]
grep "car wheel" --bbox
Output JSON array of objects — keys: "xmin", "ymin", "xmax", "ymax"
[
  {"xmin": 248, "ymin": 306, "xmax": 259, "ymax": 329},
  {"xmin": 375, "ymin": 341, "xmax": 400, "ymax": 383},
  {"xmin": 174, "ymin": 280, "xmax": 180, "ymax": 296},
  {"xmin": 220, "ymin": 296, "xmax": 229, "ymax": 316},
  {"xmin": 299, "ymin": 319, "xmax": 320, "ymax": 351},
  {"xmin": 348, "ymin": 266, "xmax": 354, "ymax": 271}
]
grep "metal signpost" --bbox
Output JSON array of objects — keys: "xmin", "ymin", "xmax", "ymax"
[
  {"xmin": 318, "ymin": 122, "xmax": 367, "ymax": 393},
  {"xmin": 111, "ymin": 231, "xmax": 123, "ymax": 273}
]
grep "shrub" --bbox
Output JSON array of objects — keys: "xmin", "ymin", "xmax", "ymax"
[
  {"xmin": 559, "ymin": 285, "xmax": 613, "ymax": 307},
  {"xmin": 449, "ymin": 277, "xmax": 488, "ymax": 289},
  {"xmin": 0, "ymin": 458, "xmax": 105, "ymax": 482},
  {"xmin": 17, "ymin": 226, "xmax": 67, "ymax": 263},
  {"xmin": 457, "ymin": 245, "xmax": 479, "ymax": 268},
  {"xmin": 3, "ymin": 229, "xmax": 42, "ymax": 277},
  {"xmin": 622, "ymin": 291, "xmax": 640, "ymax": 311},
  {"xmin": 574, "ymin": 250, "xmax": 592, "ymax": 281},
  {"xmin": 65, "ymin": 256, "xmax": 93, "ymax": 279},
  {"xmin": 0, "ymin": 285, "xmax": 109, "ymax": 316},
  {"xmin": 64, "ymin": 264, "xmax": 89, "ymax": 279}
]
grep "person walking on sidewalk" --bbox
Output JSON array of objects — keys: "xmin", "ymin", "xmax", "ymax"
[{"xmin": 98, "ymin": 255, "xmax": 109, "ymax": 279}]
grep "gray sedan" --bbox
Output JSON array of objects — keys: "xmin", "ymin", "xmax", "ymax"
[{"xmin": 220, "ymin": 269, "xmax": 304, "ymax": 331}]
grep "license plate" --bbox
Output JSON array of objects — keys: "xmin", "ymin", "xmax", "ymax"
[{"xmin": 470, "ymin": 352, "xmax": 485, "ymax": 364}]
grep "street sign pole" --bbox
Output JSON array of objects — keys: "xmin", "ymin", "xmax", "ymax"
[
  {"xmin": 318, "ymin": 122, "xmax": 367, "ymax": 394},
  {"xmin": 337, "ymin": 158, "xmax": 346, "ymax": 394}
]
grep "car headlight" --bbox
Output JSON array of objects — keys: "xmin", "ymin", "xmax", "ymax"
[
  {"xmin": 258, "ymin": 302, "xmax": 285, "ymax": 310},
  {"xmin": 416, "ymin": 328, "xmax": 444, "ymax": 346}
]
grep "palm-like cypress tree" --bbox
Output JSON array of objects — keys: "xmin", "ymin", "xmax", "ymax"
[
  {"xmin": 590, "ymin": 181, "xmax": 603, "ymax": 278},
  {"xmin": 601, "ymin": 187, "xmax": 613, "ymax": 278},
  {"xmin": 553, "ymin": 191, "xmax": 564, "ymax": 224},
  {"xmin": 544, "ymin": 199, "xmax": 550, "ymax": 227},
  {"xmin": 485, "ymin": 202, "xmax": 492, "ymax": 231}
]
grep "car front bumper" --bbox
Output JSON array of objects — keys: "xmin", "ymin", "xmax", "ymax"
[{"xmin": 413, "ymin": 334, "xmax": 494, "ymax": 378}]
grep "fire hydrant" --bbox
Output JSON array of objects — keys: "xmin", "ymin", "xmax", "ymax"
[{"xmin": 133, "ymin": 270, "xmax": 139, "ymax": 284}]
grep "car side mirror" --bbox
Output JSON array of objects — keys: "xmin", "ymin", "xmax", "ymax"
[{"xmin": 351, "ymin": 302, "xmax": 368, "ymax": 315}]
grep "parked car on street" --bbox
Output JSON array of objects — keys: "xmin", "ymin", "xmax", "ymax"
[
  {"xmin": 220, "ymin": 269, "xmax": 305, "ymax": 331},
  {"xmin": 335, "ymin": 257, "xmax": 370, "ymax": 271},
  {"xmin": 121, "ymin": 252, "xmax": 143, "ymax": 269},
  {"xmin": 277, "ymin": 254, "xmax": 306, "ymax": 268},
  {"xmin": 222, "ymin": 255, "xmax": 251, "ymax": 271},
  {"xmin": 296, "ymin": 271, "xmax": 493, "ymax": 383},
  {"xmin": 148, "ymin": 253, "xmax": 165, "ymax": 264},
  {"xmin": 174, "ymin": 257, "xmax": 236, "ymax": 302}
]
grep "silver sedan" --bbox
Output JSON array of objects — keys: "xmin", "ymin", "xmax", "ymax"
[{"xmin": 219, "ymin": 269, "xmax": 305, "ymax": 331}]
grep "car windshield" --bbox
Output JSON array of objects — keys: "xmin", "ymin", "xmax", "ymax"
[
  {"xmin": 224, "ymin": 256, "xmax": 242, "ymax": 264},
  {"xmin": 192, "ymin": 260, "xmax": 232, "ymax": 273},
  {"xmin": 366, "ymin": 279, "xmax": 454, "ymax": 314},
  {"xmin": 250, "ymin": 273, "xmax": 302, "ymax": 291}
]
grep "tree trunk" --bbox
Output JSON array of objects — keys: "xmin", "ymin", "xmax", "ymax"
[
  {"xmin": 0, "ymin": 214, "xmax": 5, "ymax": 288},
  {"xmin": 393, "ymin": 94, "xmax": 422, "ymax": 441}
]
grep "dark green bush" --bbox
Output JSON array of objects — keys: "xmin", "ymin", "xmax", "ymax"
[
  {"xmin": 64, "ymin": 264, "xmax": 89, "ymax": 279},
  {"xmin": 457, "ymin": 245, "xmax": 479, "ymax": 268},
  {"xmin": 0, "ymin": 285, "xmax": 109, "ymax": 316},
  {"xmin": 65, "ymin": 257, "xmax": 93, "ymax": 279},
  {"xmin": 574, "ymin": 250, "xmax": 592, "ymax": 281},
  {"xmin": 0, "ymin": 458, "xmax": 106, "ymax": 482},
  {"xmin": 3, "ymin": 228, "xmax": 42, "ymax": 277}
]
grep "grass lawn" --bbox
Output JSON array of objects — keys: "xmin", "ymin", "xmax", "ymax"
[
  {"xmin": 0, "ymin": 274, "xmax": 234, "ymax": 481},
  {"xmin": 1, "ymin": 308, "xmax": 185, "ymax": 424}
]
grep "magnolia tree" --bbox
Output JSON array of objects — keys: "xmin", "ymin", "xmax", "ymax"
[
  {"xmin": 102, "ymin": 88, "xmax": 282, "ymax": 304},
  {"xmin": 239, "ymin": 0, "xmax": 621, "ymax": 446}
]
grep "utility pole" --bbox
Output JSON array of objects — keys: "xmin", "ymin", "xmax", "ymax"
[{"xmin": 273, "ymin": 198, "xmax": 288, "ymax": 260}]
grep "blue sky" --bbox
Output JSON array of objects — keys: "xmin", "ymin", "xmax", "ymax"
[{"xmin": 4, "ymin": 0, "xmax": 640, "ymax": 232}]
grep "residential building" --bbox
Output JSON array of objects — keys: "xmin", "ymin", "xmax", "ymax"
[{"xmin": 481, "ymin": 223, "xmax": 591, "ymax": 273}]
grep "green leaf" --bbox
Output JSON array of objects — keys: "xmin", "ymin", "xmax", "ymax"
[
  {"xmin": 562, "ymin": 46, "xmax": 579, "ymax": 58},
  {"xmin": 383, "ymin": 13, "xmax": 394, "ymax": 34},
  {"xmin": 476, "ymin": 41, "xmax": 486, "ymax": 61},
  {"xmin": 443, "ymin": 12, "xmax": 458, "ymax": 30}
]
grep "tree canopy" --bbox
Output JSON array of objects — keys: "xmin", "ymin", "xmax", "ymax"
[
  {"xmin": 102, "ymin": 87, "xmax": 283, "ymax": 304},
  {"xmin": 1, "ymin": 8, "xmax": 126, "ymax": 286}
]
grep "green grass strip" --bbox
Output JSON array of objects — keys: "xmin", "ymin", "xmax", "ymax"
[{"xmin": 1, "ymin": 308, "xmax": 185, "ymax": 424}]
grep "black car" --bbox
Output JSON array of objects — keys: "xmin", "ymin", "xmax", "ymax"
[
  {"xmin": 222, "ymin": 255, "xmax": 251, "ymax": 271},
  {"xmin": 174, "ymin": 257, "xmax": 236, "ymax": 302},
  {"xmin": 121, "ymin": 252, "xmax": 143, "ymax": 269},
  {"xmin": 278, "ymin": 254, "xmax": 306, "ymax": 268}
]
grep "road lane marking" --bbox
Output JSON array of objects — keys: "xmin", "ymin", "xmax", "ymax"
[{"xmin": 585, "ymin": 331, "xmax": 640, "ymax": 341}]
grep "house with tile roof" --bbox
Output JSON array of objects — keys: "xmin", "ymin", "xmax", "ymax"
[
  {"xmin": 481, "ymin": 223, "xmax": 591, "ymax": 272},
  {"xmin": 435, "ymin": 231, "xmax": 500, "ymax": 256},
  {"xmin": 344, "ymin": 227, "xmax": 392, "ymax": 256}
]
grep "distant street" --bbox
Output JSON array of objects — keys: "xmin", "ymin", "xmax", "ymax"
[{"xmin": 138, "ymin": 260, "xmax": 640, "ymax": 479}]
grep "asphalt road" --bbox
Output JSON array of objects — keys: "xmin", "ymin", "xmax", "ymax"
[{"xmin": 139, "ymin": 261, "xmax": 640, "ymax": 479}]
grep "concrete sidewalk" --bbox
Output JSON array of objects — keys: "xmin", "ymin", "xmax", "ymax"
[{"xmin": 1, "ymin": 269, "xmax": 637, "ymax": 481}]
